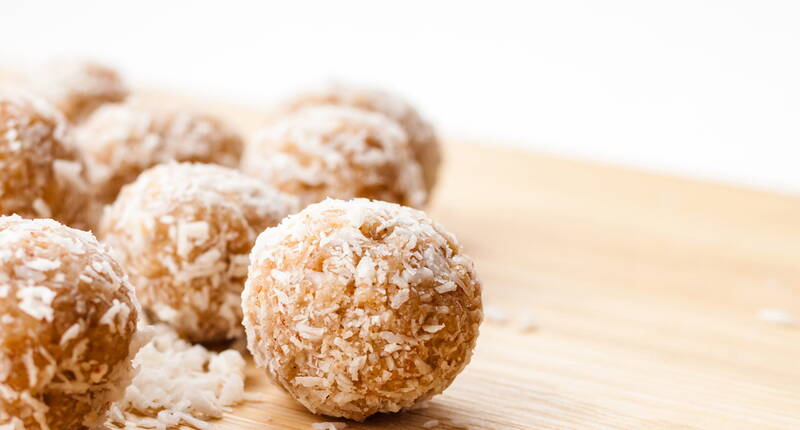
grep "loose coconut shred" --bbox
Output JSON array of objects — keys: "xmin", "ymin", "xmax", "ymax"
[
  {"xmin": 0, "ymin": 216, "xmax": 142, "ymax": 430},
  {"xmin": 105, "ymin": 324, "xmax": 248, "ymax": 430},
  {"xmin": 242, "ymin": 198, "xmax": 483, "ymax": 421},
  {"xmin": 100, "ymin": 163, "xmax": 298, "ymax": 343}
]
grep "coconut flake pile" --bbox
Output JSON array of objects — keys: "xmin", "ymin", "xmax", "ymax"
[{"xmin": 106, "ymin": 324, "xmax": 248, "ymax": 430}]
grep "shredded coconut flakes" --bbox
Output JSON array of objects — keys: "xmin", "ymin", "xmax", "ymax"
[
  {"xmin": 16, "ymin": 286, "xmax": 57, "ymax": 321},
  {"xmin": 106, "ymin": 324, "xmax": 249, "ymax": 430}
]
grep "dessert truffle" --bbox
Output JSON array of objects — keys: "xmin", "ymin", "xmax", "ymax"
[
  {"xmin": 99, "ymin": 163, "xmax": 298, "ymax": 343},
  {"xmin": 279, "ymin": 84, "xmax": 441, "ymax": 194},
  {"xmin": 242, "ymin": 106, "xmax": 427, "ymax": 209},
  {"xmin": 0, "ymin": 216, "xmax": 141, "ymax": 430},
  {"xmin": 73, "ymin": 102, "xmax": 244, "ymax": 206},
  {"xmin": 26, "ymin": 60, "xmax": 129, "ymax": 123},
  {"xmin": 242, "ymin": 198, "xmax": 483, "ymax": 420},
  {"xmin": 0, "ymin": 90, "xmax": 89, "ymax": 227}
]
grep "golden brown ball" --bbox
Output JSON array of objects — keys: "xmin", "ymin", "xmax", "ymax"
[
  {"xmin": 242, "ymin": 106, "xmax": 427, "ymax": 209},
  {"xmin": 0, "ymin": 90, "xmax": 89, "ymax": 228},
  {"xmin": 242, "ymin": 198, "xmax": 483, "ymax": 420},
  {"xmin": 280, "ymin": 84, "xmax": 441, "ymax": 195},
  {"xmin": 73, "ymin": 102, "xmax": 244, "ymax": 207},
  {"xmin": 100, "ymin": 163, "xmax": 298, "ymax": 343},
  {"xmin": 26, "ymin": 60, "xmax": 129, "ymax": 123},
  {"xmin": 0, "ymin": 216, "xmax": 142, "ymax": 429}
]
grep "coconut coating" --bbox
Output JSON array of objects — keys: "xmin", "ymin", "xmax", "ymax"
[
  {"xmin": 242, "ymin": 198, "xmax": 483, "ymax": 420},
  {"xmin": 0, "ymin": 90, "xmax": 89, "ymax": 228},
  {"xmin": 280, "ymin": 84, "xmax": 441, "ymax": 195},
  {"xmin": 73, "ymin": 102, "xmax": 244, "ymax": 206},
  {"xmin": 242, "ymin": 106, "xmax": 427, "ymax": 209},
  {"xmin": 0, "ymin": 216, "xmax": 141, "ymax": 430},
  {"xmin": 26, "ymin": 60, "xmax": 129, "ymax": 123},
  {"xmin": 99, "ymin": 163, "xmax": 298, "ymax": 343}
]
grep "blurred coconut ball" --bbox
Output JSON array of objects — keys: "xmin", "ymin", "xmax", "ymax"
[
  {"xmin": 72, "ymin": 102, "xmax": 244, "ymax": 227},
  {"xmin": 242, "ymin": 198, "xmax": 483, "ymax": 420},
  {"xmin": 242, "ymin": 105, "xmax": 427, "ymax": 209},
  {"xmin": 0, "ymin": 216, "xmax": 143, "ymax": 429},
  {"xmin": 0, "ymin": 89, "xmax": 90, "ymax": 228},
  {"xmin": 25, "ymin": 59, "xmax": 129, "ymax": 123},
  {"xmin": 279, "ymin": 83, "xmax": 441, "ymax": 194},
  {"xmin": 99, "ymin": 162, "xmax": 298, "ymax": 343}
]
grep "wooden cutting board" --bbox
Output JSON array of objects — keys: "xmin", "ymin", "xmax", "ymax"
[{"xmin": 108, "ymin": 91, "xmax": 800, "ymax": 429}]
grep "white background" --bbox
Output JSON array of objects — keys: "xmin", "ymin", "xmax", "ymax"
[{"xmin": 3, "ymin": 1, "xmax": 799, "ymax": 193}]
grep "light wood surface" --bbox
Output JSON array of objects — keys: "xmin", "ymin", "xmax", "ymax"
[
  {"xmin": 132, "ymin": 92, "xmax": 800, "ymax": 430},
  {"xmin": 2, "ymin": 66, "xmax": 798, "ymax": 430}
]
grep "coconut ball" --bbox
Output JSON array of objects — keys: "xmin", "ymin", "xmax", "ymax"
[
  {"xmin": 99, "ymin": 163, "xmax": 298, "ymax": 343},
  {"xmin": 26, "ymin": 60, "xmax": 129, "ymax": 123},
  {"xmin": 0, "ymin": 90, "xmax": 89, "ymax": 227},
  {"xmin": 73, "ymin": 102, "xmax": 244, "ymax": 206},
  {"xmin": 242, "ymin": 106, "xmax": 427, "ymax": 209},
  {"xmin": 279, "ymin": 84, "xmax": 441, "ymax": 194},
  {"xmin": 0, "ymin": 215, "xmax": 142, "ymax": 430},
  {"xmin": 242, "ymin": 198, "xmax": 483, "ymax": 421}
]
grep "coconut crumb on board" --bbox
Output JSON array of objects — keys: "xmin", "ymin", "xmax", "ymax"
[
  {"xmin": 484, "ymin": 305, "xmax": 540, "ymax": 333},
  {"xmin": 758, "ymin": 308, "xmax": 797, "ymax": 326},
  {"xmin": 311, "ymin": 422, "xmax": 348, "ymax": 430},
  {"xmin": 448, "ymin": 417, "xmax": 471, "ymax": 429},
  {"xmin": 106, "ymin": 324, "xmax": 249, "ymax": 430},
  {"xmin": 423, "ymin": 419, "xmax": 441, "ymax": 428},
  {"xmin": 407, "ymin": 400, "xmax": 431, "ymax": 411},
  {"xmin": 484, "ymin": 305, "xmax": 509, "ymax": 324},
  {"xmin": 518, "ymin": 314, "xmax": 538, "ymax": 332}
]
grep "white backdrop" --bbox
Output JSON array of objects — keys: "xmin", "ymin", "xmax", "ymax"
[{"xmin": 3, "ymin": 1, "xmax": 799, "ymax": 193}]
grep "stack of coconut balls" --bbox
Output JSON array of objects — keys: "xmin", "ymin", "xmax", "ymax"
[{"xmin": 0, "ymin": 60, "xmax": 483, "ymax": 429}]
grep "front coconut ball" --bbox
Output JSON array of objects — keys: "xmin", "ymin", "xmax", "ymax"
[
  {"xmin": 0, "ymin": 216, "xmax": 142, "ymax": 429},
  {"xmin": 242, "ymin": 198, "xmax": 483, "ymax": 420}
]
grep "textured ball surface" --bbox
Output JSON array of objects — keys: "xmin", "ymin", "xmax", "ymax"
[
  {"xmin": 242, "ymin": 198, "xmax": 483, "ymax": 420},
  {"xmin": 0, "ymin": 90, "xmax": 89, "ymax": 227},
  {"xmin": 73, "ymin": 102, "xmax": 244, "ymax": 206},
  {"xmin": 242, "ymin": 106, "xmax": 427, "ymax": 209},
  {"xmin": 0, "ymin": 216, "xmax": 141, "ymax": 430},
  {"xmin": 27, "ymin": 60, "xmax": 129, "ymax": 123},
  {"xmin": 280, "ymin": 84, "xmax": 441, "ymax": 195},
  {"xmin": 100, "ymin": 163, "xmax": 298, "ymax": 343}
]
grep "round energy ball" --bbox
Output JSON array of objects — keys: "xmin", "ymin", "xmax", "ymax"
[
  {"xmin": 73, "ymin": 102, "xmax": 244, "ymax": 206},
  {"xmin": 26, "ymin": 60, "xmax": 129, "ymax": 123},
  {"xmin": 0, "ymin": 90, "xmax": 89, "ymax": 227},
  {"xmin": 279, "ymin": 84, "xmax": 441, "ymax": 194},
  {"xmin": 0, "ymin": 215, "xmax": 142, "ymax": 430},
  {"xmin": 242, "ymin": 106, "xmax": 427, "ymax": 209},
  {"xmin": 242, "ymin": 198, "xmax": 483, "ymax": 420},
  {"xmin": 99, "ymin": 163, "xmax": 298, "ymax": 343}
]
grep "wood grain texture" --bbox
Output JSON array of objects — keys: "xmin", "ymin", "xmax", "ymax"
[{"xmin": 130, "ymin": 91, "xmax": 800, "ymax": 430}]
